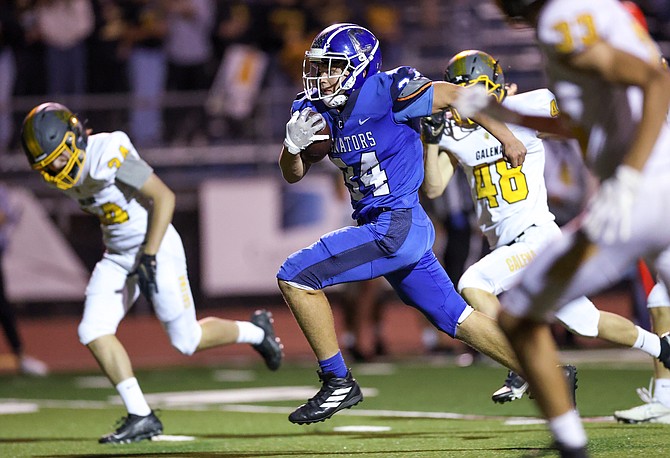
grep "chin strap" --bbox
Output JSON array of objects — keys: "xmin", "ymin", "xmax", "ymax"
[{"xmin": 324, "ymin": 93, "xmax": 348, "ymax": 107}]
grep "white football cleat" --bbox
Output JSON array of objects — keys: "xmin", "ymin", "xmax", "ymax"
[{"xmin": 614, "ymin": 381, "xmax": 670, "ymax": 424}]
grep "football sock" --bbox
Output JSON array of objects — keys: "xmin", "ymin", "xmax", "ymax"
[
  {"xmin": 654, "ymin": 378, "xmax": 670, "ymax": 408},
  {"xmin": 633, "ymin": 326, "xmax": 661, "ymax": 357},
  {"xmin": 235, "ymin": 321, "xmax": 265, "ymax": 345},
  {"xmin": 548, "ymin": 409, "xmax": 587, "ymax": 449},
  {"xmin": 319, "ymin": 351, "xmax": 348, "ymax": 378},
  {"xmin": 116, "ymin": 377, "xmax": 152, "ymax": 416}
]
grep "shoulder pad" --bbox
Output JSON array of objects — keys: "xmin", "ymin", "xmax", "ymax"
[{"xmin": 386, "ymin": 66, "xmax": 432, "ymax": 101}]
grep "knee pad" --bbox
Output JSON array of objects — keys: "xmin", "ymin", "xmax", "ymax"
[
  {"xmin": 164, "ymin": 309, "xmax": 202, "ymax": 355},
  {"xmin": 457, "ymin": 268, "xmax": 495, "ymax": 294},
  {"xmin": 648, "ymin": 283, "xmax": 670, "ymax": 308},
  {"xmin": 555, "ymin": 297, "xmax": 600, "ymax": 337},
  {"xmin": 78, "ymin": 319, "xmax": 118, "ymax": 345}
]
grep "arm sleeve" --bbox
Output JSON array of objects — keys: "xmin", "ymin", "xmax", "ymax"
[
  {"xmin": 116, "ymin": 155, "xmax": 154, "ymax": 190},
  {"xmin": 503, "ymin": 89, "xmax": 559, "ymax": 118}
]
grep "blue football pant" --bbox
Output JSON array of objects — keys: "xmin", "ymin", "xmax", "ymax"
[{"xmin": 277, "ymin": 206, "xmax": 468, "ymax": 337}]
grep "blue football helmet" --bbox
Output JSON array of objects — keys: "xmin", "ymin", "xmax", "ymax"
[
  {"xmin": 303, "ymin": 23, "xmax": 382, "ymax": 107},
  {"xmin": 21, "ymin": 102, "xmax": 88, "ymax": 190}
]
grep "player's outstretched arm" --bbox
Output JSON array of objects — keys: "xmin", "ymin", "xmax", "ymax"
[
  {"xmin": 432, "ymin": 82, "xmax": 527, "ymax": 167},
  {"xmin": 452, "ymin": 83, "xmax": 573, "ymax": 140}
]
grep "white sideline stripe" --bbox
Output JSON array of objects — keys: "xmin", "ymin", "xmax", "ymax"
[
  {"xmin": 0, "ymin": 395, "xmax": 616, "ymax": 424},
  {"xmin": 505, "ymin": 416, "xmax": 615, "ymax": 425},
  {"xmin": 0, "ymin": 402, "xmax": 39, "ymax": 414},
  {"xmin": 504, "ymin": 418, "xmax": 547, "ymax": 425},
  {"xmin": 141, "ymin": 386, "xmax": 377, "ymax": 407},
  {"xmin": 334, "ymin": 426, "xmax": 391, "ymax": 432},
  {"xmin": 0, "ymin": 399, "xmax": 109, "ymax": 409},
  {"xmin": 212, "ymin": 370, "xmax": 256, "ymax": 382},
  {"xmin": 218, "ymin": 404, "xmax": 616, "ymax": 424},
  {"xmin": 138, "ymin": 386, "xmax": 316, "ymax": 406},
  {"xmin": 219, "ymin": 404, "xmax": 519, "ymax": 420},
  {"xmin": 151, "ymin": 434, "xmax": 196, "ymax": 442}
]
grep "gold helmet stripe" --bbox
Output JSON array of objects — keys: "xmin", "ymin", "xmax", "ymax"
[{"xmin": 451, "ymin": 51, "xmax": 471, "ymax": 77}]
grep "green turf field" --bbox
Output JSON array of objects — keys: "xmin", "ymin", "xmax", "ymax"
[{"xmin": 0, "ymin": 359, "xmax": 666, "ymax": 457}]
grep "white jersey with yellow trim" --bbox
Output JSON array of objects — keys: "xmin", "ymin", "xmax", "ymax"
[
  {"xmin": 537, "ymin": 0, "xmax": 670, "ymax": 180},
  {"xmin": 438, "ymin": 89, "xmax": 556, "ymax": 248},
  {"xmin": 58, "ymin": 131, "xmax": 150, "ymax": 253}
]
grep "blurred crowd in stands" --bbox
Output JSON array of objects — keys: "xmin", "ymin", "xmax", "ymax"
[
  {"xmin": 0, "ymin": 0, "xmax": 416, "ymax": 151},
  {"xmin": 2, "ymin": 1, "xmax": 668, "ymax": 153}
]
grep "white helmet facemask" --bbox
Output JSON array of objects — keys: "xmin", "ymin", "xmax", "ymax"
[{"xmin": 302, "ymin": 27, "xmax": 379, "ymax": 108}]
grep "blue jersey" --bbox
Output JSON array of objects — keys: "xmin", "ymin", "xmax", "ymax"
[
  {"xmin": 281, "ymin": 67, "xmax": 470, "ymax": 337},
  {"xmin": 291, "ymin": 66, "xmax": 435, "ymax": 221}
]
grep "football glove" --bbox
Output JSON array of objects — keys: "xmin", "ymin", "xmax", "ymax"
[
  {"xmin": 583, "ymin": 165, "xmax": 641, "ymax": 244},
  {"xmin": 421, "ymin": 111, "xmax": 446, "ymax": 144},
  {"xmin": 132, "ymin": 253, "xmax": 158, "ymax": 298},
  {"xmin": 284, "ymin": 108, "xmax": 326, "ymax": 155}
]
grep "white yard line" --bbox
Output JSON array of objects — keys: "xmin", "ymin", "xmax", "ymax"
[{"xmin": 0, "ymin": 386, "xmax": 616, "ymax": 424}]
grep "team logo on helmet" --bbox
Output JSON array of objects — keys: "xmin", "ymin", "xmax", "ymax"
[{"xmin": 349, "ymin": 29, "xmax": 373, "ymax": 56}]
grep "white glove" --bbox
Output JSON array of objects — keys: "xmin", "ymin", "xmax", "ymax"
[
  {"xmin": 582, "ymin": 165, "xmax": 641, "ymax": 244},
  {"xmin": 452, "ymin": 84, "xmax": 489, "ymax": 119},
  {"xmin": 284, "ymin": 108, "xmax": 326, "ymax": 155}
]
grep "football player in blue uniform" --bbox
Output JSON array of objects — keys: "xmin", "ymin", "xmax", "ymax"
[{"xmin": 276, "ymin": 23, "xmax": 528, "ymax": 425}]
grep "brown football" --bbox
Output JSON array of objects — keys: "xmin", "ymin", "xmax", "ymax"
[{"xmin": 300, "ymin": 119, "xmax": 332, "ymax": 164}]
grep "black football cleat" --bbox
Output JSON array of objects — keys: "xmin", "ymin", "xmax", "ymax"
[
  {"xmin": 658, "ymin": 333, "xmax": 670, "ymax": 370},
  {"xmin": 492, "ymin": 365, "xmax": 577, "ymax": 406},
  {"xmin": 289, "ymin": 370, "xmax": 363, "ymax": 424},
  {"xmin": 251, "ymin": 309, "xmax": 284, "ymax": 371},
  {"xmin": 554, "ymin": 441, "xmax": 589, "ymax": 458},
  {"xmin": 99, "ymin": 411, "xmax": 163, "ymax": 444},
  {"xmin": 492, "ymin": 370, "xmax": 529, "ymax": 403}
]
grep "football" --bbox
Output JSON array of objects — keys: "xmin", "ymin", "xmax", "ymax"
[{"xmin": 300, "ymin": 116, "xmax": 332, "ymax": 164}]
